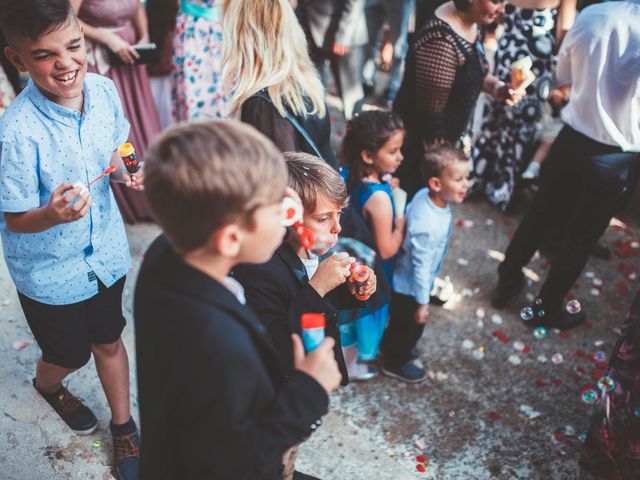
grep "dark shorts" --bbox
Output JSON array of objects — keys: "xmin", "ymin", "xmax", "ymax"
[{"xmin": 18, "ymin": 277, "xmax": 126, "ymax": 369}]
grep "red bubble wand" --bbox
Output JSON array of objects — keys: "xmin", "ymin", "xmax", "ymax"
[{"xmin": 85, "ymin": 165, "xmax": 116, "ymax": 189}]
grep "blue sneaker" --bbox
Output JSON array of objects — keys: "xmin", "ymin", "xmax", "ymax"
[
  {"xmin": 381, "ymin": 361, "xmax": 427, "ymax": 384},
  {"xmin": 111, "ymin": 419, "xmax": 140, "ymax": 480}
]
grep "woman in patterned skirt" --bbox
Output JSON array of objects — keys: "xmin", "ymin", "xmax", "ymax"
[
  {"xmin": 172, "ymin": 0, "xmax": 227, "ymax": 121},
  {"xmin": 470, "ymin": 0, "xmax": 576, "ymax": 211}
]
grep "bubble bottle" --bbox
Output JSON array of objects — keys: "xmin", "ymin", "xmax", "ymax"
[{"xmin": 301, "ymin": 313, "xmax": 325, "ymax": 352}]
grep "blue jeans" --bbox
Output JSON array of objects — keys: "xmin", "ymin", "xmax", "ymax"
[{"xmin": 363, "ymin": 0, "xmax": 415, "ymax": 102}]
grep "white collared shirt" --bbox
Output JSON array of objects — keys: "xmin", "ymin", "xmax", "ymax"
[{"xmin": 557, "ymin": 1, "xmax": 640, "ymax": 152}]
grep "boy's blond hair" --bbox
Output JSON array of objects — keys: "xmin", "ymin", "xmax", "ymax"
[
  {"xmin": 283, "ymin": 152, "xmax": 348, "ymax": 213},
  {"xmin": 420, "ymin": 145, "xmax": 468, "ymax": 183},
  {"xmin": 144, "ymin": 120, "xmax": 287, "ymax": 254}
]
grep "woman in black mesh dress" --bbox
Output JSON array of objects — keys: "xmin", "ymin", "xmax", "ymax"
[{"xmin": 394, "ymin": 0, "xmax": 522, "ymax": 199}]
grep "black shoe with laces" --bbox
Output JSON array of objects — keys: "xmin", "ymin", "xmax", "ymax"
[{"xmin": 33, "ymin": 379, "xmax": 97, "ymax": 435}]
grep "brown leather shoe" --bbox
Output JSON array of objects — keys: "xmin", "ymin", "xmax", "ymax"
[{"xmin": 33, "ymin": 379, "xmax": 97, "ymax": 435}]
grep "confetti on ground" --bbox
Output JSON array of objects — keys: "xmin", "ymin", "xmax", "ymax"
[
  {"xmin": 11, "ymin": 340, "xmax": 32, "ymax": 351},
  {"xmin": 488, "ymin": 411, "xmax": 501, "ymax": 421},
  {"xmin": 475, "ymin": 307, "xmax": 486, "ymax": 319},
  {"xmin": 91, "ymin": 439, "xmax": 101, "ymax": 448},
  {"xmin": 491, "ymin": 314, "xmax": 503, "ymax": 325},
  {"xmin": 537, "ymin": 354, "xmax": 548, "ymax": 363},
  {"xmin": 519, "ymin": 404, "xmax": 542, "ymax": 420},
  {"xmin": 462, "ymin": 339, "xmax": 474, "ymax": 350},
  {"xmin": 457, "ymin": 258, "xmax": 469, "ymax": 266},
  {"xmin": 414, "ymin": 438, "xmax": 427, "ymax": 450},
  {"xmin": 551, "ymin": 353, "xmax": 564, "ymax": 364},
  {"xmin": 508, "ymin": 355, "xmax": 522, "ymax": 365},
  {"xmin": 493, "ymin": 329, "xmax": 509, "ymax": 343}
]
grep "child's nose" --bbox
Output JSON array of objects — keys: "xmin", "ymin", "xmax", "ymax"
[{"xmin": 332, "ymin": 219, "xmax": 341, "ymax": 235}]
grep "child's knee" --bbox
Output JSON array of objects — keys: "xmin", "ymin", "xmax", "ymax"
[{"xmin": 91, "ymin": 338, "xmax": 123, "ymax": 358}]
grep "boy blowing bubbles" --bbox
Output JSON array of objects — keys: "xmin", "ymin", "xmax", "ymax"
[
  {"xmin": 0, "ymin": 1, "xmax": 142, "ymax": 478},
  {"xmin": 136, "ymin": 121, "xmax": 341, "ymax": 479}
]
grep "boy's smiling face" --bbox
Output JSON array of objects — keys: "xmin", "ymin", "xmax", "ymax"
[{"xmin": 5, "ymin": 14, "xmax": 87, "ymax": 110}]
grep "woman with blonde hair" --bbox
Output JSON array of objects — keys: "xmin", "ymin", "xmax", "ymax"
[{"xmin": 222, "ymin": 0, "xmax": 337, "ymax": 168}]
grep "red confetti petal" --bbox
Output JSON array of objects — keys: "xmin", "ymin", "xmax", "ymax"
[
  {"xmin": 416, "ymin": 455, "xmax": 427, "ymax": 463},
  {"xmin": 488, "ymin": 411, "xmax": 501, "ymax": 421},
  {"xmin": 522, "ymin": 345, "xmax": 531, "ymax": 353},
  {"xmin": 559, "ymin": 331, "xmax": 570, "ymax": 339},
  {"xmin": 416, "ymin": 464, "xmax": 426, "ymax": 473},
  {"xmin": 591, "ymin": 368, "xmax": 604, "ymax": 381},
  {"xmin": 492, "ymin": 329, "xmax": 510, "ymax": 343},
  {"xmin": 552, "ymin": 378, "xmax": 563, "ymax": 385},
  {"xmin": 535, "ymin": 378, "xmax": 547, "ymax": 386},
  {"xmin": 455, "ymin": 219, "xmax": 464, "ymax": 227},
  {"xmin": 554, "ymin": 432, "xmax": 566, "ymax": 442},
  {"xmin": 566, "ymin": 291, "xmax": 575, "ymax": 300}
]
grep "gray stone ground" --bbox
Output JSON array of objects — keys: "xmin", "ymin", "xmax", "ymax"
[{"xmin": 1, "ymin": 89, "xmax": 638, "ymax": 479}]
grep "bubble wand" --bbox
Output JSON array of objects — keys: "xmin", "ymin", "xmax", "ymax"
[
  {"xmin": 85, "ymin": 165, "xmax": 116, "ymax": 188},
  {"xmin": 281, "ymin": 197, "xmax": 318, "ymax": 250}
]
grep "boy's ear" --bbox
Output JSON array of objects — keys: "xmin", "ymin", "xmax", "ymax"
[
  {"xmin": 360, "ymin": 149, "xmax": 374, "ymax": 165},
  {"xmin": 212, "ymin": 224, "xmax": 243, "ymax": 258},
  {"xmin": 427, "ymin": 176, "xmax": 441, "ymax": 192},
  {"xmin": 3, "ymin": 47, "xmax": 27, "ymax": 73}
]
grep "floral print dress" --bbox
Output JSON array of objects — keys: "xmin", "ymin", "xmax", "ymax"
[
  {"xmin": 171, "ymin": 0, "xmax": 227, "ymax": 121},
  {"xmin": 470, "ymin": 5, "xmax": 557, "ymax": 210}
]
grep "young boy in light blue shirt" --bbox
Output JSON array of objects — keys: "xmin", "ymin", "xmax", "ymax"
[
  {"xmin": 0, "ymin": 1, "xmax": 142, "ymax": 478},
  {"xmin": 381, "ymin": 145, "xmax": 469, "ymax": 383}
]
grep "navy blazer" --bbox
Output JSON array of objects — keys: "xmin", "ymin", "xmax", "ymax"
[
  {"xmin": 234, "ymin": 242, "xmax": 361, "ymax": 387},
  {"xmin": 134, "ymin": 235, "xmax": 328, "ymax": 480}
]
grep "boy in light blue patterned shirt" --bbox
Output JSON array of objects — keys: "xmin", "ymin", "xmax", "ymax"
[
  {"xmin": 381, "ymin": 145, "xmax": 469, "ymax": 383},
  {"xmin": 0, "ymin": 1, "xmax": 142, "ymax": 478}
]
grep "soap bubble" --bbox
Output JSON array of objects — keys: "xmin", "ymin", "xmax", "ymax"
[
  {"xmin": 520, "ymin": 307, "xmax": 533, "ymax": 321},
  {"xmin": 596, "ymin": 376, "xmax": 615, "ymax": 393},
  {"xmin": 537, "ymin": 309, "xmax": 545, "ymax": 318},
  {"xmin": 533, "ymin": 327, "xmax": 547, "ymax": 339},
  {"xmin": 566, "ymin": 300, "xmax": 582, "ymax": 314},
  {"xmin": 581, "ymin": 388, "xmax": 598, "ymax": 404}
]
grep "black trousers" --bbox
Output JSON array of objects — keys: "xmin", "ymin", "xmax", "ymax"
[
  {"xmin": 380, "ymin": 292, "xmax": 425, "ymax": 367},
  {"xmin": 499, "ymin": 126, "xmax": 640, "ymax": 313}
]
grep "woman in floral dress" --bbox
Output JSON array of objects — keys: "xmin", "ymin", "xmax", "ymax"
[
  {"xmin": 172, "ymin": 0, "xmax": 227, "ymax": 121},
  {"xmin": 470, "ymin": 0, "xmax": 576, "ymax": 211}
]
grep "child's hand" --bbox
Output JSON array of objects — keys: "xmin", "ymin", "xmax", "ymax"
[
  {"xmin": 309, "ymin": 252, "xmax": 355, "ymax": 297},
  {"xmin": 414, "ymin": 304, "xmax": 429, "ymax": 325},
  {"xmin": 124, "ymin": 163, "xmax": 144, "ymax": 191},
  {"xmin": 46, "ymin": 183, "xmax": 91, "ymax": 225},
  {"xmin": 292, "ymin": 334, "xmax": 341, "ymax": 394},
  {"xmin": 354, "ymin": 266, "xmax": 377, "ymax": 298}
]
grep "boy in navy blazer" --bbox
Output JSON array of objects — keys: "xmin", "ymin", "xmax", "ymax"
[{"xmin": 135, "ymin": 121, "xmax": 341, "ymax": 479}]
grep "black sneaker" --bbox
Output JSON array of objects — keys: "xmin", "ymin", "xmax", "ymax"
[
  {"xmin": 111, "ymin": 418, "xmax": 140, "ymax": 480},
  {"xmin": 542, "ymin": 309, "xmax": 587, "ymax": 331},
  {"xmin": 491, "ymin": 274, "xmax": 525, "ymax": 309},
  {"xmin": 33, "ymin": 379, "xmax": 97, "ymax": 435},
  {"xmin": 381, "ymin": 362, "xmax": 427, "ymax": 383}
]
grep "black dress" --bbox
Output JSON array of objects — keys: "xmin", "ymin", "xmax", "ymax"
[{"xmin": 394, "ymin": 16, "xmax": 487, "ymax": 199}]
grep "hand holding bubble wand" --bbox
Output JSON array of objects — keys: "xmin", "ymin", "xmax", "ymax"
[{"xmin": 282, "ymin": 197, "xmax": 376, "ymax": 300}]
